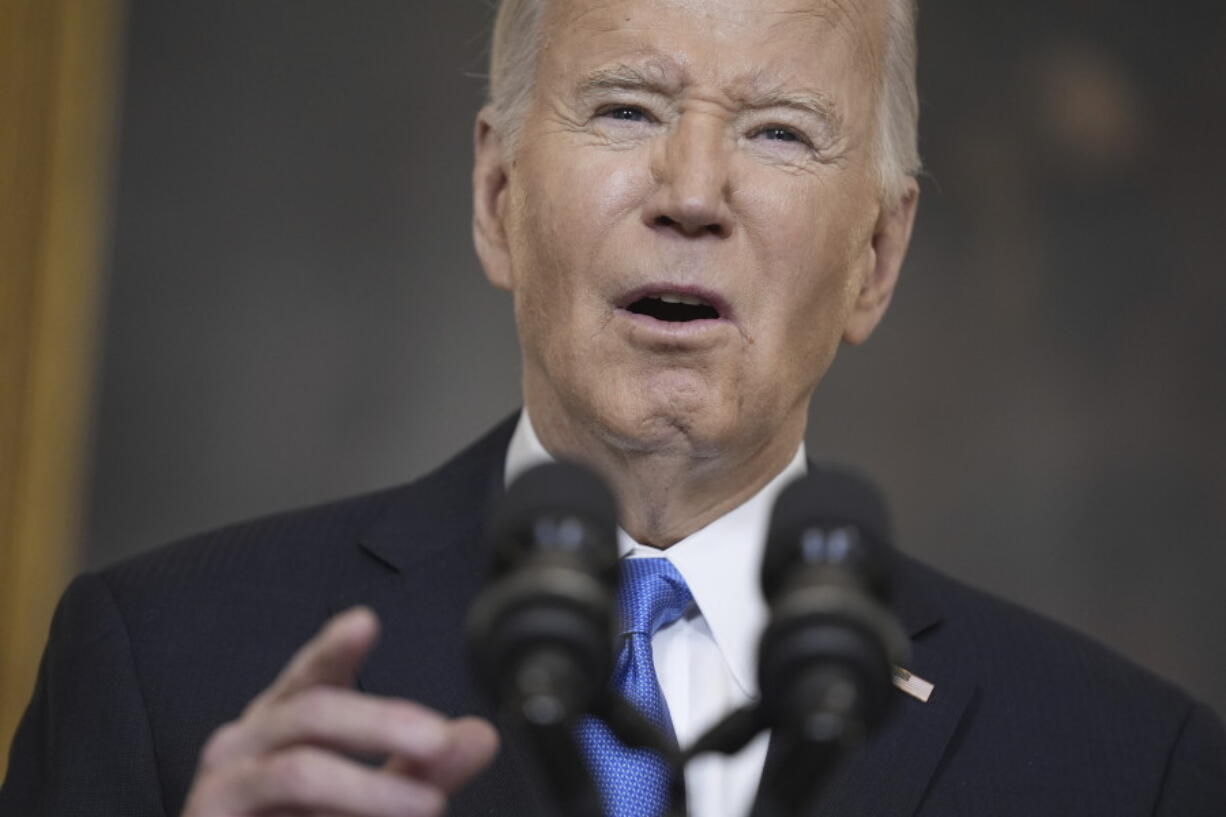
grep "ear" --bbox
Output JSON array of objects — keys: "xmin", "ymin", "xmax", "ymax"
[
  {"xmin": 472, "ymin": 106, "xmax": 514, "ymax": 291},
  {"xmin": 842, "ymin": 179, "xmax": 919, "ymax": 346}
]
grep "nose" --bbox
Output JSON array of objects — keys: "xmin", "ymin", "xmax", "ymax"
[{"xmin": 643, "ymin": 114, "xmax": 733, "ymax": 238}]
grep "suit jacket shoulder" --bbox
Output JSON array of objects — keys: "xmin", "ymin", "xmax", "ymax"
[
  {"xmin": 0, "ymin": 414, "xmax": 522, "ymax": 817},
  {"xmin": 844, "ymin": 553, "xmax": 1226, "ymax": 816}
]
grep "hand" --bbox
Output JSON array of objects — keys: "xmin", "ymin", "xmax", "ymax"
[{"xmin": 182, "ymin": 606, "xmax": 498, "ymax": 816}]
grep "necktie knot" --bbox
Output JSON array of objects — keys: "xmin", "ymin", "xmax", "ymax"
[{"xmin": 619, "ymin": 558, "xmax": 693, "ymax": 638}]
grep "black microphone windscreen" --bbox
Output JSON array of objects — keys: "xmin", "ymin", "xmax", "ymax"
[
  {"xmin": 761, "ymin": 467, "xmax": 894, "ymax": 602},
  {"xmin": 491, "ymin": 461, "xmax": 620, "ymax": 574}
]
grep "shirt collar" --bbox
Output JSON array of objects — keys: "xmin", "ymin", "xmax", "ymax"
[
  {"xmin": 503, "ymin": 407, "xmax": 554, "ymax": 486},
  {"xmin": 504, "ymin": 409, "xmax": 807, "ymax": 698}
]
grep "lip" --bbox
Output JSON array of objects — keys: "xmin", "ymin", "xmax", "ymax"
[
  {"xmin": 614, "ymin": 283, "xmax": 735, "ymax": 323},
  {"xmin": 612, "ymin": 283, "xmax": 736, "ymax": 345}
]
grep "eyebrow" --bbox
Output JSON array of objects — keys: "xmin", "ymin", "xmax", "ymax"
[
  {"xmin": 574, "ymin": 59, "xmax": 688, "ymax": 99},
  {"xmin": 573, "ymin": 60, "xmax": 844, "ymax": 140},
  {"xmin": 731, "ymin": 68, "xmax": 844, "ymax": 138},
  {"xmin": 738, "ymin": 88, "xmax": 841, "ymax": 128}
]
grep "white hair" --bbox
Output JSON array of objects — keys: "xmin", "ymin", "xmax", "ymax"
[{"xmin": 486, "ymin": 0, "xmax": 921, "ymax": 206}]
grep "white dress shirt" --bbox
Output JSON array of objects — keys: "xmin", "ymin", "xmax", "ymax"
[{"xmin": 504, "ymin": 411, "xmax": 807, "ymax": 817}]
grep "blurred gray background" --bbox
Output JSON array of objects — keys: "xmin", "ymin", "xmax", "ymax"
[{"xmin": 87, "ymin": 0, "xmax": 1226, "ymax": 716}]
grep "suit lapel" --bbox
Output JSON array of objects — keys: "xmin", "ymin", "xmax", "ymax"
[
  {"xmin": 342, "ymin": 545, "xmax": 553, "ymax": 814},
  {"xmin": 342, "ymin": 415, "xmax": 510, "ymax": 709},
  {"xmin": 761, "ymin": 553, "xmax": 978, "ymax": 817},
  {"xmin": 326, "ymin": 413, "xmax": 554, "ymax": 813},
  {"xmin": 803, "ymin": 645, "xmax": 977, "ymax": 817}
]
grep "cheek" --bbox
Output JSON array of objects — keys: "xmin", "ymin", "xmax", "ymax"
[
  {"xmin": 519, "ymin": 142, "xmax": 649, "ymax": 237},
  {"xmin": 503, "ymin": 146, "xmax": 650, "ymax": 344},
  {"xmin": 743, "ymin": 180, "xmax": 846, "ymax": 292},
  {"xmin": 507, "ymin": 153, "xmax": 648, "ymax": 305},
  {"xmin": 740, "ymin": 179, "xmax": 870, "ymax": 359}
]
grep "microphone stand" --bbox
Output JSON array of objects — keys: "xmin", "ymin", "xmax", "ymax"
[
  {"xmin": 501, "ymin": 645, "xmax": 605, "ymax": 817},
  {"xmin": 747, "ymin": 664, "xmax": 866, "ymax": 817},
  {"xmin": 748, "ymin": 732, "xmax": 844, "ymax": 817},
  {"xmin": 676, "ymin": 668, "xmax": 865, "ymax": 817}
]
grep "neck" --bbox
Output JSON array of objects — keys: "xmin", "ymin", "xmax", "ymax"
[{"xmin": 525, "ymin": 397, "xmax": 806, "ymax": 549}]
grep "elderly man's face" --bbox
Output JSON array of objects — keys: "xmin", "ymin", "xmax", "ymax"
[{"xmin": 475, "ymin": 0, "xmax": 915, "ymax": 457}]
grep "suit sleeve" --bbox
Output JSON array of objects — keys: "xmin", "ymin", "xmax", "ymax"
[
  {"xmin": 1153, "ymin": 701, "xmax": 1226, "ymax": 816},
  {"xmin": 0, "ymin": 573, "xmax": 168, "ymax": 817}
]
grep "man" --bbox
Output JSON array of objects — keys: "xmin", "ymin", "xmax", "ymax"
[{"xmin": 2, "ymin": 0, "xmax": 1223, "ymax": 815}]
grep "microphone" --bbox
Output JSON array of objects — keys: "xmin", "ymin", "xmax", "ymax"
[
  {"xmin": 465, "ymin": 460, "xmax": 619, "ymax": 817},
  {"xmin": 751, "ymin": 467, "xmax": 909, "ymax": 817},
  {"xmin": 467, "ymin": 460, "xmax": 620, "ymax": 726}
]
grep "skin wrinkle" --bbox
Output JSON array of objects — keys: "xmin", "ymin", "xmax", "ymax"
[
  {"xmin": 573, "ymin": 60, "xmax": 848, "ymax": 164},
  {"xmin": 492, "ymin": 0, "xmax": 916, "ymax": 203},
  {"xmin": 553, "ymin": 0, "xmax": 877, "ymax": 74},
  {"xmin": 586, "ymin": 101, "xmax": 837, "ymax": 189},
  {"xmin": 820, "ymin": 0, "xmax": 879, "ymax": 61}
]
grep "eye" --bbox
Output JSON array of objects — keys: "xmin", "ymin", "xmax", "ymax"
[
  {"xmin": 754, "ymin": 125, "xmax": 807, "ymax": 144},
  {"xmin": 597, "ymin": 104, "xmax": 652, "ymax": 123}
]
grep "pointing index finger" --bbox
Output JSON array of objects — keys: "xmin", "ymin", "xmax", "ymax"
[{"xmin": 256, "ymin": 606, "xmax": 380, "ymax": 707}]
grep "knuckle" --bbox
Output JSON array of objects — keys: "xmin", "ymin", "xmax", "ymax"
[
  {"xmin": 389, "ymin": 698, "xmax": 443, "ymax": 727},
  {"xmin": 293, "ymin": 684, "xmax": 335, "ymax": 716},
  {"xmin": 265, "ymin": 749, "xmax": 318, "ymax": 798},
  {"xmin": 385, "ymin": 700, "xmax": 427, "ymax": 729},
  {"xmin": 386, "ymin": 703, "xmax": 449, "ymax": 753},
  {"xmin": 199, "ymin": 721, "xmax": 242, "ymax": 770},
  {"xmin": 278, "ymin": 687, "xmax": 341, "ymax": 739}
]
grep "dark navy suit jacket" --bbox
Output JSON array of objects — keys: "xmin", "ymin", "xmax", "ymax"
[{"xmin": 3, "ymin": 414, "xmax": 1224, "ymax": 816}]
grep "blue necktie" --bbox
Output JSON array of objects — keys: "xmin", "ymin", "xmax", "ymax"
[{"xmin": 577, "ymin": 558, "xmax": 693, "ymax": 817}]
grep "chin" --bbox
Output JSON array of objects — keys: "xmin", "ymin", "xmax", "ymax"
[{"xmin": 588, "ymin": 384, "xmax": 737, "ymax": 459}]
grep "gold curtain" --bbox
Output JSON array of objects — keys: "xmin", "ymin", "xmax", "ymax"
[{"xmin": 0, "ymin": 0, "xmax": 126, "ymax": 777}]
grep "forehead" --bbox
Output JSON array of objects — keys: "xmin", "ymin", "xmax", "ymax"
[{"xmin": 539, "ymin": 0, "xmax": 887, "ymax": 87}]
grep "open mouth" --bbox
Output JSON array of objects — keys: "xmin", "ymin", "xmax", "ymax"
[{"xmin": 625, "ymin": 293, "xmax": 721, "ymax": 323}]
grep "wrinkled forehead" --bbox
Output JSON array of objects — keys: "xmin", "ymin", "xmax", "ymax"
[
  {"xmin": 540, "ymin": 0, "xmax": 888, "ymax": 67},
  {"xmin": 536, "ymin": 0, "xmax": 888, "ymax": 103}
]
